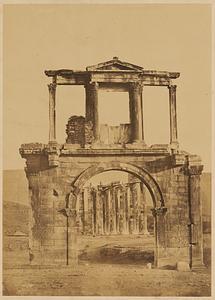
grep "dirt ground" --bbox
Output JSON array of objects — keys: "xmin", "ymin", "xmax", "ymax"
[
  {"xmin": 3, "ymin": 234, "xmax": 211, "ymax": 296},
  {"xmin": 3, "ymin": 262, "xmax": 211, "ymax": 297}
]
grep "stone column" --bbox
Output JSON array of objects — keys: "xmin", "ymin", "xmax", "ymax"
[
  {"xmin": 63, "ymin": 192, "xmax": 79, "ymax": 267},
  {"xmin": 92, "ymin": 190, "xmax": 97, "ymax": 235},
  {"xmin": 168, "ymin": 85, "xmax": 178, "ymax": 148},
  {"xmin": 139, "ymin": 183, "xmax": 149, "ymax": 235},
  {"xmin": 126, "ymin": 185, "xmax": 130, "ymax": 234},
  {"xmin": 100, "ymin": 191, "xmax": 104, "ymax": 235},
  {"xmin": 85, "ymin": 82, "xmax": 99, "ymax": 141},
  {"xmin": 111, "ymin": 187, "xmax": 117, "ymax": 234},
  {"xmin": 75, "ymin": 194, "xmax": 81, "ymax": 233},
  {"xmin": 151, "ymin": 207, "xmax": 167, "ymax": 267},
  {"xmin": 129, "ymin": 81, "xmax": 144, "ymax": 143},
  {"xmin": 48, "ymin": 83, "xmax": 56, "ymax": 142},
  {"xmin": 96, "ymin": 190, "xmax": 100, "ymax": 235},
  {"xmin": 186, "ymin": 165, "xmax": 204, "ymax": 268},
  {"xmin": 122, "ymin": 187, "xmax": 127, "ymax": 234},
  {"xmin": 106, "ymin": 189, "xmax": 111, "ymax": 234},
  {"xmin": 102, "ymin": 192, "xmax": 105, "ymax": 235},
  {"xmin": 115, "ymin": 188, "xmax": 120, "ymax": 233},
  {"xmin": 83, "ymin": 188, "xmax": 88, "ymax": 233}
]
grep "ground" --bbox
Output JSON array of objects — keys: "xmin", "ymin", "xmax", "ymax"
[
  {"xmin": 3, "ymin": 234, "xmax": 211, "ymax": 297},
  {"xmin": 3, "ymin": 263, "xmax": 211, "ymax": 296}
]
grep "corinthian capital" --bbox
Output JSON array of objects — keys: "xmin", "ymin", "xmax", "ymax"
[
  {"xmin": 48, "ymin": 83, "xmax": 56, "ymax": 93},
  {"xmin": 168, "ymin": 85, "xmax": 177, "ymax": 92},
  {"xmin": 184, "ymin": 165, "xmax": 204, "ymax": 176},
  {"xmin": 129, "ymin": 81, "xmax": 143, "ymax": 93},
  {"xmin": 86, "ymin": 81, "xmax": 99, "ymax": 91}
]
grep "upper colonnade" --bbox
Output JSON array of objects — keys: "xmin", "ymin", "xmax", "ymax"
[{"xmin": 45, "ymin": 57, "xmax": 180, "ymax": 149}]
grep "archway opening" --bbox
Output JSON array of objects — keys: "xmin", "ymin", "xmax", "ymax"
[{"xmin": 75, "ymin": 170, "xmax": 156, "ymax": 266}]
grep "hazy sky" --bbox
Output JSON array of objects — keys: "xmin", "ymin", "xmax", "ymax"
[{"xmin": 3, "ymin": 4, "xmax": 211, "ymax": 171}]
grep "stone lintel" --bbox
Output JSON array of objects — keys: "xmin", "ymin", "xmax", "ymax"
[
  {"xmin": 45, "ymin": 57, "xmax": 179, "ymax": 88},
  {"xmin": 45, "ymin": 69, "xmax": 180, "ymax": 79},
  {"xmin": 59, "ymin": 148, "xmax": 170, "ymax": 156},
  {"xmin": 19, "ymin": 143, "xmax": 171, "ymax": 157},
  {"xmin": 55, "ymin": 74, "xmax": 172, "ymax": 86}
]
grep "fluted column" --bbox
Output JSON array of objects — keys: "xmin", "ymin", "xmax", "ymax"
[
  {"xmin": 129, "ymin": 81, "xmax": 144, "ymax": 143},
  {"xmin": 107, "ymin": 189, "xmax": 111, "ymax": 234},
  {"xmin": 48, "ymin": 83, "xmax": 56, "ymax": 142},
  {"xmin": 111, "ymin": 187, "xmax": 117, "ymax": 234},
  {"xmin": 96, "ymin": 190, "xmax": 100, "ymax": 235},
  {"xmin": 83, "ymin": 188, "xmax": 88, "ymax": 233},
  {"xmin": 140, "ymin": 183, "xmax": 149, "ymax": 235},
  {"xmin": 168, "ymin": 85, "xmax": 178, "ymax": 147},
  {"xmin": 85, "ymin": 82, "xmax": 99, "ymax": 141},
  {"xmin": 122, "ymin": 187, "xmax": 127, "ymax": 234},
  {"xmin": 126, "ymin": 185, "xmax": 131, "ymax": 234},
  {"xmin": 115, "ymin": 188, "xmax": 120, "ymax": 233}
]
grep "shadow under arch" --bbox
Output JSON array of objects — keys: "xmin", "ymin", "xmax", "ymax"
[{"xmin": 70, "ymin": 162, "xmax": 165, "ymax": 209}]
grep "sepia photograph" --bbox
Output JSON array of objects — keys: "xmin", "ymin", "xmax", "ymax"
[{"xmin": 2, "ymin": 2, "xmax": 213, "ymax": 297}]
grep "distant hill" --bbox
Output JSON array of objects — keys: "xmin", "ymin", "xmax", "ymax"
[
  {"xmin": 201, "ymin": 173, "xmax": 211, "ymax": 217},
  {"xmin": 3, "ymin": 170, "xmax": 29, "ymax": 235},
  {"xmin": 3, "ymin": 170, "xmax": 29, "ymax": 205},
  {"xmin": 3, "ymin": 201, "xmax": 29, "ymax": 235}
]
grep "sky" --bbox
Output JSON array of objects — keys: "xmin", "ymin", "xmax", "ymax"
[{"xmin": 3, "ymin": 4, "xmax": 212, "ymax": 171}]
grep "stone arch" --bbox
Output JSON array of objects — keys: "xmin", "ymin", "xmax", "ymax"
[{"xmin": 69, "ymin": 162, "xmax": 164, "ymax": 210}]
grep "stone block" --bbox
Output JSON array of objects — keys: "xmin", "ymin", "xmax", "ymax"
[
  {"xmin": 176, "ymin": 261, "xmax": 190, "ymax": 272},
  {"xmin": 177, "ymin": 187, "xmax": 186, "ymax": 193},
  {"xmin": 54, "ymin": 239, "xmax": 66, "ymax": 247},
  {"xmin": 41, "ymin": 239, "xmax": 55, "ymax": 246}
]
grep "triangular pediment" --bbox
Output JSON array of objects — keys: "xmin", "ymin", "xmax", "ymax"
[{"xmin": 86, "ymin": 57, "xmax": 144, "ymax": 72}]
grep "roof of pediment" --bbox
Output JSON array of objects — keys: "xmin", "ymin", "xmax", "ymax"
[{"xmin": 86, "ymin": 57, "xmax": 144, "ymax": 72}]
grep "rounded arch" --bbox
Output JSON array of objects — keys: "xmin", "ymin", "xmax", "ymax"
[{"xmin": 70, "ymin": 162, "xmax": 164, "ymax": 209}]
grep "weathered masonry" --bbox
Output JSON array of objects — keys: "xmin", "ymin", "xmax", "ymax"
[{"xmin": 20, "ymin": 57, "xmax": 204, "ymax": 269}]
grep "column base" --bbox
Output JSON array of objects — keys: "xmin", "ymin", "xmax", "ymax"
[
  {"xmin": 169, "ymin": 141, "xmax": 179, "ymax": 150},
  {"xmin": 142, "ymin": 230, "xmax": 150, "ymax": 236},
  {"xmin": 156, "ymin": 246, "xmax": 190, "ymax": 269},
  {"xmin": 48, "ymin": 140, "xmax": 58, "ymax": 146},
  {"xmin": 176, "ymin": 261, "xmax": 191, "ymax": 272}
]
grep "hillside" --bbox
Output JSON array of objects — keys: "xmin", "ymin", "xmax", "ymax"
[{"xmin": 3, "ymin": 170, "xmax": 28, "ymax": 205}]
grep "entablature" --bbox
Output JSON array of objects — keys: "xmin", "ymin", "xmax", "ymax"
[{"xmin": 45, "ymin": 57, "xmax": 180, "ymax": 87}]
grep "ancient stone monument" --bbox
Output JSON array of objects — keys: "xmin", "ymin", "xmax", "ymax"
[{"xmin": 20, "ymin": 57, "xmax": 204, "ymax": 269}]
